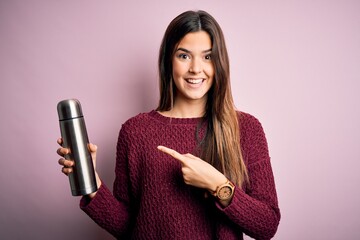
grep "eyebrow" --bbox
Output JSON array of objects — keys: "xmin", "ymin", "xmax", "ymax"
[{"xmin": 176, "ymin": 47, "xmax": 212, "ymax": 54}]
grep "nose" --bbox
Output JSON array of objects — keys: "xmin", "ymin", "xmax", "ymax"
[{"xmin": 189, "ymin": 57, "xmax": 202, "ymax": 74}]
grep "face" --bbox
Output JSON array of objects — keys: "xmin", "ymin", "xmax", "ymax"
[{"xmin": 172, "ymin": 31, "xmax": 214, "ymax": 106}]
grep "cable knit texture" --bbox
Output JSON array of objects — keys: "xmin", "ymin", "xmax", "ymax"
[{"xmin": 80, "ymin": 110, "xmax": 280, "ymax": 239}]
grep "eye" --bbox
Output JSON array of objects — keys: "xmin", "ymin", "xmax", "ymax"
[
  {"xmin": 204, "ymin": 54, "xmax": 212, "ymax": 60},
  {"xmin": 178, "ymin": 53, "xmax": 190, "ymax": 60}
]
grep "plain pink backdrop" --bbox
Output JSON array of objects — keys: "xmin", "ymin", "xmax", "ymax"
[{"xmin": 0, "ymin": 1, "xmax": 359, "ymax": 239}]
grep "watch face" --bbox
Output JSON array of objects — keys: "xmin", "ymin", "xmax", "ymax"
[{"xmin": 218, "ymin": 186, "xmax": 233, "ymax": 200}]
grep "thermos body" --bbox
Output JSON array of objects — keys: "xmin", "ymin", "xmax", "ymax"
[{"xmin": 57, "ymin": 99, "xmax": 97, "ymax": 196}]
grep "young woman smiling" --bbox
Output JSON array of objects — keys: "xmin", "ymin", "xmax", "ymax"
[{"xmin": 57, "ymin": 10, "xmax": 280, "ymax": 240}]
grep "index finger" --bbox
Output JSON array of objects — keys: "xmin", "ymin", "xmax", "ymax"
[{"xmin": 157, "ymin": 146, "xmax": 186, "ymax": 164}]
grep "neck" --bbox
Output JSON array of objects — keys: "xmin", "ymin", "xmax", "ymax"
[{"xmin": 161, "ymin": 99, "xmax": 206, "ymax": 118}]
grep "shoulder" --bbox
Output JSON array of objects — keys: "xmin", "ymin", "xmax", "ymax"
[
  {"xmin": 122, "ymin": 111, "xmax": 152, "ymax": 127},
  {"xmin": 237, "ymin": 111, "xmax": 264, "ymax": 132},
  {"xmin": 118, "ymin": 111, "xmax": 156, "ymax": 139}
]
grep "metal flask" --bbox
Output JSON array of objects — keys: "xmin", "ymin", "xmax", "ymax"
[{"xmin": 57, "ymin": 99, "xmax": 97, "ymax": 196}]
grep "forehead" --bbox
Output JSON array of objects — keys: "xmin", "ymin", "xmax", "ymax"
[{"xmin": 176, "ymin": 31, "xmax": 212, "ymax": 50}]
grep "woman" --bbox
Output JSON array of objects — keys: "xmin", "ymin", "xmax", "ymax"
[{"xmin": 58, "ymin": 10, "xmax": 280, "ymax": 239}]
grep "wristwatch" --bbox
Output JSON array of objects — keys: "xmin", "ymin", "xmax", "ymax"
[{"xmin": 212, "ymin": 180, "xmax": 235, "ymax": 200}]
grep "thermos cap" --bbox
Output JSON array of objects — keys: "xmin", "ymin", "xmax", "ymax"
[{"xmin": 57, "ymin": 99, "xmax": 83, "ymax": 120}]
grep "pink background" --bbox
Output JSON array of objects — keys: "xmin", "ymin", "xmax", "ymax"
[{"xmin": 0, "ymin": 1, "xmax": 359, "ymax": 239}]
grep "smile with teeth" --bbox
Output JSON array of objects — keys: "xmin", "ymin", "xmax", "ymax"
[{"xmin": 185, "ymin": 78, "xmax": 204, "ymax": 84}]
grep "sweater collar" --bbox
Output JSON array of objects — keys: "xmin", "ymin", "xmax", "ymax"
[{"xmin": 149, "ymin": 110, "xmax": 204, "ymax": 125}]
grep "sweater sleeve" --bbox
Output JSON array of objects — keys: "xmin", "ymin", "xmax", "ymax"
[
  {"xmin": 216, "ymin": 113, "xmax": 280, "ymax": 240},
  {"xmin": 79, "ymin": 123, "xmax": 133, "ymax": 239}
]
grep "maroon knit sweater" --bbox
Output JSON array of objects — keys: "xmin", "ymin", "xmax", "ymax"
[{"xmin": 80, "ymin": 110, "xmax": 280, "ymax": 239}]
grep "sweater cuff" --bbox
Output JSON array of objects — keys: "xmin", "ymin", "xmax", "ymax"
[
  {"xmin": 214, "ymin": 187, "xmax": 245, "ymax": 212},
  {"xmin": 79, "ymin": 183, "xmax": 111, "ymax": 210}
]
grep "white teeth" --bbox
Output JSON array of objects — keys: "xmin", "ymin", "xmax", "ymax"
[{"xmin": 186, "ymin": 79, "xmax": 203, "ymax": 84}]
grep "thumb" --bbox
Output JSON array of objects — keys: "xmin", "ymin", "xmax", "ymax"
[{"xmin": 88, "ymin": 143, "xmax": 98, "ymax": 169}]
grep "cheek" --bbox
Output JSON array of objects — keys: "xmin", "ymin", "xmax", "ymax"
[
  {"xmin": 172, "ymin": 61, "xmax": 187, "ymax": 77},
  {"xmin": 204, "ymin": 64, "xmax": 215, "ymax": 78}
]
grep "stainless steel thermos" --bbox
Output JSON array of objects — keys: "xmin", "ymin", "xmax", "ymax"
[{"xmin": 57, "ymin": 99, "xmax": 98, "ymax": 196}]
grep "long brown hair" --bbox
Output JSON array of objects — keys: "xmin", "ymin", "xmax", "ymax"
[{"xmin": 157, "ymin": 10, "xmax": 248, "ymax": 187}]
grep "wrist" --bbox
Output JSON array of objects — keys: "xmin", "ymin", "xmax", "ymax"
[
  {"xmin": 208, "ymin": 175, "xmax": 228, "ymax": 193},
  {"xmin": 87, "ymin": 173, "xmax": 102, "ymax": 199},
  {"xmin": 210, "ymin": 179, "xmax": 235, "ymax": 201}
]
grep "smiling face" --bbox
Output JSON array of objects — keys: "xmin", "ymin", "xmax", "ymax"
[{"xmin": 171, "ymin": 31, "xmax": 214, "ymax": 107}]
